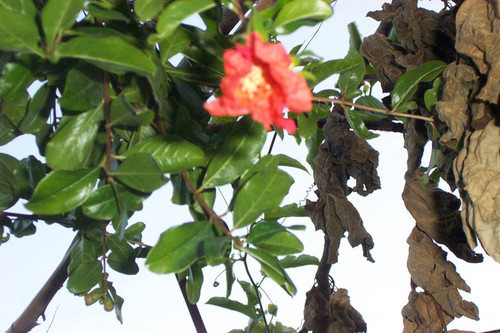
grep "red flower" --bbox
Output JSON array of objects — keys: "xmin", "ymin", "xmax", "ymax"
[{"xmin": 204, "ymin": 32, "xmax": 312, "ymax": 133}]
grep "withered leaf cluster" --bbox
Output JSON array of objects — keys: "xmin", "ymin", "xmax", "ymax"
[
  {"xmin": 306, "ymin": 113, "xmax": 380, "ymax": 264},
  {"xmin": 303, "ymin": 287, "xmax": 366, "ymax": 333}
]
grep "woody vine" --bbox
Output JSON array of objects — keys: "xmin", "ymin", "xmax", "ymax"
[{"xmin": 1, "ymin": 0, "xmax": 499, "ymax": 332}]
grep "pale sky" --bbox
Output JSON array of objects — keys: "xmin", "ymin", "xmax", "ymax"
[{"xmin": 2, "ymin": 1, "xmax": 500, "ymax": 332}]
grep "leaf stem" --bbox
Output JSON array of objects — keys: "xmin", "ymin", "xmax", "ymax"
[
  {"xmin": 243, "ymin": 253, "xmax": 270, "ymax": 333},
  {"xmin": 180, "ymin": 172, "xmax": 232, "ymax": 237},
  {"xmin": 313, "ymin": 96, "xmax": 435, "ymax": 123}
]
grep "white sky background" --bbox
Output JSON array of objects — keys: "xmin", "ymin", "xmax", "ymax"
[{"xmin": 2, "ymin": 1, "xmax": 500, "ymax": 332}]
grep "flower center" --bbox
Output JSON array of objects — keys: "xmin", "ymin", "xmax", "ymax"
[{"xmin": 237, "ymin": 65, "xmax": 272, "ymax": 102}]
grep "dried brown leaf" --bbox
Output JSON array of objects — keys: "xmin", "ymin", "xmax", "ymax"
[
  {"xmin": 306, "ymin": 114, "xmax": 379, "ymax": 263},
  {"xmin": 454, "ymin": 119, "xmax": 500, "ymax": 262},
  {"xmin": 402, "ymin": 291, "xmax": 453, "ymax": 333},
  {"xmin": 407, "ymin": 227, "xmax": 479, "ymax": 320},
  {"xmin": 403, "ymin": 180, "xmax": 483, "ymax": 263},
  {"xmin": 328, "ymin": 288, "xmax": 366, "ymax": 333}
]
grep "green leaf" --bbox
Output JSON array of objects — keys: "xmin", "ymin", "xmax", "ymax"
[
  {"xmin": 344, "ymin": 108, "xmax": 379, "ymax": 140},
  {"xmin": 0, "ymin": 3, "xmax": 43, "ymax": 55},
  {"xmin": 82, "ymin": 184, "xmax": 146, "ymax": 220},
  {"xmin": 146, "ymin": 221, "xmax": 213, "ymax": 274},
  {"xmin": 255, "ymin": 231, "xmax": 303, "ymax": 256},
  {"xmin": 238, "ymin": 155, "xmax": 279, "ymax": 188},
  {"xmin": 2, "ymin": 90, "xmax": 29, "ymax": 126},
  {"xmin": 0, "ymin": 114, "xmax": 17, "ymax": 146},
  {"xmin": 58, "ymin": 63, "xmax": 104, "ymax": 111},
  {"xmin": 203, "ymin": 236, "xmax": 230, "ymax": 266},
  {"xmin": 264, "ymin": 203, "xmax": 307, "ymax": 220},
  {"xmin": 272, "ymin": 0, "xmax": 332, "ymax": 34},
  {"xmin": 150, "ymin": 0, "xmax": 216, "ymax": 43},
  {"xmin": 68, "ymin": 260, "xmax": 102, "ymax": 295},
  {"xmin": 158, "ymin": 27, "xmax": 191, "ymax": 64},
  {"xmin": 247, "ymin": 221, "xmax": 285, "ymax": 244},
  {"xmin": 134, "ymin": 0, "xmax": 164, "ymax": 21},
  {"xmin": 107, "ymin": 235, "xmax": 139, "ymax": 275},
  {"xmin": 206, "ymin": 297, "xmax": 257, "ymax": 320},
  {"xmin": 0, "ymin": 153, "xmax": 30, "ymax": 198},
  {"xmin": 243, "ymin": 247, "xmax": 296, "ymax": 296},
  {"xmin": 392, "ymin": 60, "xmax": 447, "ymax": 111},
  {"xmin": 20, "ymin": 84, "xmax": 55, "ymax": 134},
  {"xmin": 337, "ymin": 49, "xmax": 365, "ymax": 97},
  {"xmin": 308, "ymin": 57, "xmax": 362, "ymax": 89},
  {"xmin": 25, "ymin": 168, "xmax": 100, "ymax": 215},
  {"xmin": 353, "ymin": 96, "xmax": 388, "ymax": 121},
  {"xmin": 424, "ymin": 77, "xmax": 442, "ymax": 112},
  {"xmin": 238, "ymin": 280, "xmax": 259, "ymax": 307},
  {"xmin": 55, "ymin": 36, "xmax": 155, "ymax": 76},
  {"xmin": 202, "ymin": 117, "xmax": 266, "ymax": 190},
  {"xmin": 0, "ymin": 62, "xmax": 34, "ymax": 102},
  {"xmin": 275, "ymin": 154, "xmax": 309, "ymax": 173},
  {"xmin": 125, "ymin": 135, "xmax": 205, "ymax": 174},
  {"xmin": 123, "ymin": 222, "xmax": 145, "ymax": 242},
  {"xmin": 23, "ymin": 155, "xmax": 46, "ymax": 192},
  {"xmin": 186, "ymin": 262, "xmax": 204, "ymax": 304},
  {"xmin": 225, "ymin": 259, "xmax": 235, "ymax": 298},
  {"xmin": 12, "ymin": 218, "xmax": 36, "ymax": 237},
  {"xmin": 112, "ymin": 153, "xmax": 166, "ymax": 193},
  {"xmin": 42, "ymin": 0, "xmax": 85, "ymax": 46},
  {"xmin": 45, "ymin": 108, "xmax": 101, "ymax": 170},
  {"xmin": 279, "ymin": 254, "xmax": 319, "ymax": 268},
  {"xmin": 233, "ymin": 169, "xmax": 294, "ymax": 229},
  {"xmin": 297, "ymin": 112, "xmax": 319, "ymax": 138},
  {"xmin": 347, "ymin": 22, "xmax": 362, "ymax": 51},
  {"xmin": 109, "ymin": 95, "xmax": 154, "ymax": 127},
  {"xmin": 85, "ymin": 4, "xmax": 130, "ymax": 22}
]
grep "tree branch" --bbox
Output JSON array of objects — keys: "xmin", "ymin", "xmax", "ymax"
[
  {"xmin": 177, "ymin": 276, "xmax": 208, "ymax": 333},
  {"xmin": 7, "ymin": 236, "xmax": 79, "ymax": 333}
]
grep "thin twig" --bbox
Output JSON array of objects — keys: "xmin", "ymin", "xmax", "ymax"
[
  {"xmin": 180, "ymin": 172, "xmax": 232, "ymax": 237},
  {"xmin": 0, "ymin": 212, "xmax": 74, "ymax": 227},
  {"xmin": 313, "ymin": 96, "xmax": 435, "ymax": 123},
  {"xmin": 243, "ymin": 254, "xmax": 270, "ymax": 333}
]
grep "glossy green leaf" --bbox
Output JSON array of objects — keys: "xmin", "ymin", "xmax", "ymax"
[
  {"xmin": 206, "ymin": 297, "xmax": 257, "ymax": 320},
  {"xmin": 109, "ymin": 96, "xmax": 154, "ymax": 127},
  {"xmin": 279, "ymin": 254, "xmax": 319, "ymax": 268},
  {"xmin": 2, "ymin": 90, "xmax": 29, "ymax": 126},
  {"xmin": 85, "ymin": 4, "xmax": 130, "ymax": 22},
  {"xmin": 67, "ymin": 260, "xmax": 102, "ymax": 295},
  {"xmin": 353, "ymin": 96, "xmax": 388, "ymax": 121},
  {"xmin": 134, "ymin": 0, "xmax": 164, "ymax": 21},
  {"xmin": 256, "ymin": 231, "xmax": 303, "ymax": 256},
  {"xmin": 146, "ymin": 221, "xmax": 213, "ymax": 274},
  {"xmin": 272, "ymin": 0, "xmax": 332, "ymax": 34},
  {"xmin": 42, "ymin": 0, "xmax": 85, "ymax": 46},
  {"xmin": 23, "ymin": 155, "xmax": 46, "ymax": 192},
  {"xmin": 247, "ymin": 221, "xmax": 285, "ymax": 245},
  {"xmin": 108, "ymin": 285, "xmax": 124, "ymax": 323},
  {"xmin": 107, "ymin": 235, "xmax": 139, "ymax": 275},
  {"xmin": 0, "ymin": 62, "xmax": 34, "ymax": 102},
  {"xmin": 58, "ymin": 63, "xmax": 104, "ymax": 111},
  {"xmin": 0, "ymin": 115, "xmax": 17, "ymax": 146},
  {"xmin": 345, "ymin": 108, "xmax": 379, "ymax": 140},
  {"xmin": 151, "ymin": 0, "xmax": 216, "ymax": 43},
  {"xmin": 337, "ymin": 49, "xmax": 365, "ymax": 97},
  {"xmin": 0, "ymin": 153, "xmax": 30, "ymax": 198},
  {"xmin": 12, "ymin": 218, "xmax": 36, "ymax": 237},
  {"xmin": 243, "ymin": 247, "xmax": 296, "ymax": 296},
  {"xmin": 202, "ymin": 117, "xmax": 266, "ymax": 190},
  {"xmin": 186, "ymin": 262, "xmax": 204, "ymax": 304},
  {"xmin": 20, "ymin": 84, "xmax": 55, "ymax": 134},
  {"xmin": 264, "ymin": 203, "xmax": 307, "ymax": 220},
  {"xmin": 392, "ymin": 60, "xmax": 447, "ymax": 111},
  {"xmin": 233, "ymin": 169, "xmax": 294, "ymax": 229},
  {"xmin": 158, "ymin": 28, "xmax": 191, "ymax": 64},
  {"xmin": 125, "ymin": 135, "xmax": 205, "ymax": 174},
  {"xmin": 55, "ymin": 36, "xmax": 155, "ymax": 75},
  {"xmin": 82, "ymin": 185, "xmax": 146, "ymax": 220},
  {"xmin": 297, "ymin": 112, "xmax": 319, "ymax": 138},
  {"xmin": 123, "ymin": 222, "xmax": 145, "ymax": 242},
  {"xmin": 112, "ymin": 153, "xmax": 166, "ymax": 193},
  {"xmin": 25, "ymin": 168, "xmax": 100, "ymax": 215},
  {"xmin": 0, "ymin": 3, "xmax": 42, "ymax": 55},
  {"xmin": 275, "ymin": 154, "xmax": 309, "ymax": 173},
  {"xmin": 424, "ymin": 77, "xmax": 442, "ymax": 112},
  {"xmin": 204, "ymin": 236, "xmax": 229, "ymax": 266},
  {"xmin": 238, "ymin": 155, "xmax": 279, "ymax": 188},
  {"xmin": 347, "ymin": 22, "xmax": 362, "ymax": 51},
  {"xmin": 309, "ymin": 57, "xmax": 361, "ymax": 89},
  {"xmin": 45, "ymin": 108, "xmax": 101, "ymax": 170}
]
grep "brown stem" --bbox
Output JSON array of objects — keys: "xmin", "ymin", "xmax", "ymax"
[
  {"xmin": 180, "ymin": 172, "xmax": 231, "ymax": 237},
  {"xmin": 177, "ymin": 276, "xmax": 208, "ymax": 333},
  {"xmin": 313, "ymin": 96, "xmax": 435, "ymax": 123},
  {"xmin": 7, "ymin": 236, "xmax": 79, "ymax": 333},
  {"xmin": 315, "ymin": 234, "xmax": 332, "ymax": 299}
]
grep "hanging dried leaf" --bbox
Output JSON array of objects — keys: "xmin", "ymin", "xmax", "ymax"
[
  {"xmin": 454, "ymin": 119, "xmax": 500, "ymax": 262},
  {"xmin": 402, "ymin": 291, "xmax": 453, "ymax": 333},
  {"xmin": 303, "ymin": 287, "xmax": 367, "ymax": 333},
  {"xmin": 402, "ymin": 180, "xmax": 483, "ymax": 263},
  {"xmin": 407, "ymin": 227, "xmax": 479, "ymax": 320},
  {"xmin": 455, "ymin": 0, "xmax": 500, "ymax": 104},
  {"xmin": 306, "ymin": 114, "xmax": 379, "ymax": 263},
  {"xmin": 403, "ymin": 117, "xmax": 429, "ymax": 176},
  {"xmin": 436, "ymin": 62, "xmax": 478, "ymax": 148}
]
